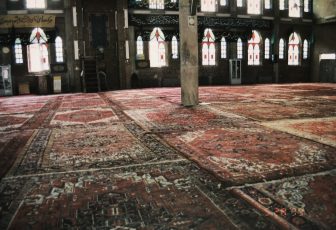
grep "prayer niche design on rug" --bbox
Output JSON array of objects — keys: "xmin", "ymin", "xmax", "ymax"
[{"xmin": 51, "ymin": 108, "xmax": 118, "ymax": 126}]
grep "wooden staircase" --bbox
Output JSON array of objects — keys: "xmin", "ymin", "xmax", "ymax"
[{"xmin": 82, "ymin": 57, "xmax": 100, "ymax": 93}]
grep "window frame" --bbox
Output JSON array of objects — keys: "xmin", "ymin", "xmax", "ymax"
[{"xmin": 26, "ymin": 0, "xmax": 46, "ymax": 9}]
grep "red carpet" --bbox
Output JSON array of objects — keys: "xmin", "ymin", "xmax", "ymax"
[{"xmin": 0, "ymin": 83, "xmax": 335, "ymax": 229}]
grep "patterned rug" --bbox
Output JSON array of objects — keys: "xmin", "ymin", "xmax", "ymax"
[
  {"xmin": 232, "ymin": 170, "xmax": 336, "ymax": 229},
  {"xmin": 0, "ymin": 83, "xmax": 335, "ymax": 229}
]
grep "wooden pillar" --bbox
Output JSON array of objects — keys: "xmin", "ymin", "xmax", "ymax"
[{"xmin": 179, "ymin": 0, "xmax": 199, "ymax": 107}]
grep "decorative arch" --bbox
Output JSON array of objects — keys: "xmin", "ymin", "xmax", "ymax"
[
  {"xmin": 248, "ymin": 30, "xmax": 262, "ymax": 65},
  {"xmin": 27, "ymin": 27, "xmax": 50, "ymax": 73},
  {"xmin": 288, "ymin": 32, "xmax": 301, "ymax": 65},
  {"xmin": 149, "ymin": 27, "xmax": 166, "ymax": 67},
  {"xmin": 202, "ymin": 28, "xmax": 216, "ymax": 66}
]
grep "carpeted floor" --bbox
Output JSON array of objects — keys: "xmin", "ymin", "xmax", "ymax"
[{"xmin": 0, "ymin": 83, "xmax": 335, "ymax": 229}]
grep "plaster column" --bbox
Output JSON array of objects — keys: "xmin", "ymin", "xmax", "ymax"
[{"xmin": 179, "ymin": 0, "xmax": 199, "ymax": 106}]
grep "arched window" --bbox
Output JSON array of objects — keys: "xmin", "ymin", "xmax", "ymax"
[
  {"xmin": 247, "ymin": 0, "xmax": 261, "ymax": 14},
  {"xmin": 171, "ymin": 0, "xmax": 177, "ymax": 3},
  {"xmin": 279, "ymin": 0, "xmax": 285, "ymax": 10},
  {"xmin": 26, "ymin": 0, "xmax": 46, "ymax": 9},
  {"xmin": 136, "ymin": 36, "xmax": 144, "ymax": 60},
  {"xmin": 55, "ymin": 36, "xmax": 64, "ymax": 63},
  {"xmin": 279, "ymin": 38, "xmax": 285, "ymax": 59},
  {"xmin": 202, "ymin": 29, "xmax": 216, "ymax": 66},
  {"xmin": 264, "ymin": 38, "xmax": 270, "ymax": 59},
  {"xmin": 304, "ymin": 0, "xmax": 310, "ymax": 12},
  {"xmin": 201, "ymin": 0, "xmax": 216, "ymax": 12},
  {"xmin": 289, "ymin": 0, "xmax": 301, "ymax": 17},
  {"xmin": 237, "ymin": 38, "xmax": 243, "ymax": 59},
  {"xmin": 149, "ymin": 0, "xmax": 164, "ymax": 10},
  {"xmin": 220, "ymin": 0, "xmax": 227, "ymax": 6},
  {"xmin": 221, "ymin": 37, "xmax": 227, "ymax": 59},
  {"xmin": 248, "ymin": 30, "xmax": 261, "ymax": 65},
  {"xmin": 14, "ymin": 38, "xmax": 24, "ymax": 64},
  {"xmin": 237, "ymin": 0, "xmax": 243, "ymax": 7},
  {"xmin": 303, "ymin": 39, "xmax": 309, "ymax": 59},
  {"xmin": 264, "ymin": 0, "xmax": 271, "ymax": 9},
  {"xmin": 27, "ymin": 27, "xmax": 50, "ymax": 72},
  {"xmin": 172, "ymin": 36, "xmax": 178, "ymax": 59},
  {"xmin": 149, "ymin": 27, "xmax": 166, "ymax": 67},
  {"xmin": 288, "ymin": 32, "xmax": 301, "ymax": 65}
]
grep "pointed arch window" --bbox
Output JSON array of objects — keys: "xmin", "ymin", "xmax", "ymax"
[
  {"xmin": 237, "ymin": 38, "xmax": 243, "ymax": 59},
  {"xmin": 279, "ymin": 38, "xmax": 285, "ymax": 59},
  {"xmin": 264, "ymin": 0, "xmax": 271, "ymax": 9},
  {"xmin": 202, "ymin": 29, "xmax": 216, "ymax": 66},
  {"xmin": 201, "ymin": 0, "xmax": 216, "ymax": 12},
  {"xmin": 247, "ymin": 0, "xmax": 261, "ymax": 14},
  {"xmin": 221, "ymin": 37, "xmax": 227, "ymax": 59},
  {"xmin": 149, "ymin": 0, "xmax": 164, "ymax": 10},
  {"xmin": 248, "ymin": 30, "xmax": 261, "ymax": 65},
  {"xmin": 288, "ymin": 32, "xmax": 301, "ymax": 65},
  {"xmin": 289, "ymin": 0, "xmax": 301, "ymax": 17},
  {"xmin": 55, "ymin": 36, "xmax": 64, "ymax": 63},
  {"xmin": 303, "ymin": 39, "xmax": 309, "ymax": 59},
  {"xmin": 14, "ymin": 38, "xmax": 24, "ymax": 64},
  {"xmin": 264, "ymin": 38, "xmax": 270, "ymax": 60},
  {"xmin": 136, "ymin": 36, "xmax": 144, "ymax": 60},
  {"xmin": 26, "ymin": 0, "xmax": 46, "ymax": 9},
  {"xmin": 149, "ymin": 27, "xmax": 166, "ymax": 67},
  {"xmin": 279, "ymin": 0, "xmax": 285, "ymax": 10},
  {"xmin": 172, "ymin": 36, "xmax": 178, "ymax": 59},
  {"xmin": 27, "ymin": 28, "xmax": 50, "ymax": 73},
  {"xmin": 304, "ymin": 0, "xmax": 310, "ymax": 12}
]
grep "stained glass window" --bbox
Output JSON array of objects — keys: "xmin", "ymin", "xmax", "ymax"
[
  {"xmin": 202, "ymin": 28, "xmax": 216, "ymax": 66},
  {"xmin": 247, "ymin": 0, "xmax": 261, "ymax": 14},
  {"xmin": 248, "ymin": 30, "xmax": 261, "ymax": 65},
  {"xmin": 237, "ymin": 38, "xmax": 243, "ymax": 59},
  {"xmin": 288, "ymin": 32, "xmax": 301, "ymax": 65},
  {"xmin": 14, "ymin": 38, "xmax": 23, "ymax": 64},
  {"xmin": 264, "ymin": 38, "xmax": 270, "ymax": 59},
  {"xmin": 149, "ymin": 28, "xmax": 166, "ymax": 67},
  {"xmin": 201, "ymin": 0, "xmax": 216, "ymax": 12},
  {"xmin": 172, "ymin": 36, "xmax": 178, "ymax": 59},
  {"xmin": 221, "ymin": 37, "xmax": 227, "ymax": 59},
  {"xmin": 55, "ymin": 36, "xmax": 64, "ymax": 63},
  {"xmin": 279, "ymin": 38, "xmax": 285, "ymax": 59},
  {"xmin": 289, "ymin": 0, "xmax": 301, "ymax": 17}
]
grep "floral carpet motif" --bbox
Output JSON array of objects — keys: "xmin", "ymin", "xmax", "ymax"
[
  {"xmin": 162, "ymin": 126, "xmax": 336, "ymax": 184},
  {"xmin": 252, "ymin": 170, "xmax": 336, "ymax": 229}
]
